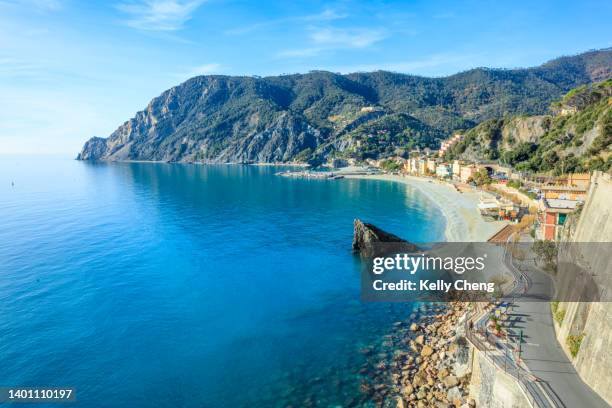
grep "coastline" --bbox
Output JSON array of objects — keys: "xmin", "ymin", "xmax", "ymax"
[
  {"xmin": 76, "ymin": 158, "xmax": 311, "ymax": 166},
  {"xmin": 345, "ymin": 174, "xmax": 507, "ymax": 242},
  {"xmin": 348, "ymin": 175, "xmax": 504, "ymax": 406},
  {"xmin": 77, "ymin": 158, "xmax": 503, "ymax": 242}
]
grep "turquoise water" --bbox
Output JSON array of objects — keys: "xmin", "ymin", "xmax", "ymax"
[{"xmin": 0, "ymin": 156, "xmax": 445, "ymax": 407}]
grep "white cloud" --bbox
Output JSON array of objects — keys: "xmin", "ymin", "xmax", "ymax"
[
  {"xmin": 225, "ymin": 7, "xmax": 347, "ymax": 36},
  {"xmin": 277, "ymin": 27, "xmax": 387, "ymax": 59},
  {"xmin": 310, "ymin": 27, "xmax": 386, "ymax": 48},
  {"xmin": 116, "ymin": 0, "xmax": 206, "ymax": 31},
  {"xmin": 276, "ymin": 48, "xmax": 322, "ymax": 58},
  {"xmin": 172, "ymin": 62, "xmax": 221, "ymax": 80},
  {"xmin": 302, "ymin": 8, "xmax": 347, "ymax": 22}
]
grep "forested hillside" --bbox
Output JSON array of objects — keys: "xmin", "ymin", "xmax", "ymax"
[
  {"xmin": 445, "ymin": 79, "xmax": 612, "ymax": 174},
  {"xmin": 78, "ymin": 48, "xmax": 612, "ymax": 164}
]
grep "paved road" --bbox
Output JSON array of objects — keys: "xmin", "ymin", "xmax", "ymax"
[{"xmin": 506, "ymin": 249, "xmax": 610, "ymax": 407}]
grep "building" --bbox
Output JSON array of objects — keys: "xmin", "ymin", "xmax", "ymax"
[
  {"xmin": 559, "ymin": 106, "xmax": 578, "ymax": 116},
  {"xmin": 418, "ymin": 159, "xmax": 427, "ymax": 175},
  {"xmin": 540, "ymin": 198, "xmax": 580, "ymax": 241},
  {"xmin": 409, "ymin": 158, "xmax": 418, "ymax": 175},
  {"xmin": 460, "ymin": 165, "xmax": 479, "ymax": 183},
  {"xmin": 537, "ymin": 176, "xmax": 589, "ymax": 240},
  {"xmin": 402, "ymin": 160, "xmax": 411, "ymax": 174},
  {"xmin": 402, "ymin": 158, "xmax": 418, "ymax": 175},
  {"xmin": 452, "ymin": 160, "xmax": 461, "ymax": 178},
  {"xmin": 477, "ymin": 194, "xmax": 520, "ymax": 221},
  {"xmin": 436, "ymin": 163, "xmax": 452, "ymax": 179},
  {"xmin": 563, "ymin": 173, "xmax": 591, "ymax": 189},
  {"xmin": 540, "ymin": 185, "xmax": 588, "ymax": 201},
  {"xmin": 404, "ymin": 158, "xmax": 416, "ymax": 175},
  {"xmin": 438, "ymin": 134, "xmax": 462, "ymax": 157},
  {"xmin": 426, "ymin": 158, "xmax": 437, "ymax": 174}
]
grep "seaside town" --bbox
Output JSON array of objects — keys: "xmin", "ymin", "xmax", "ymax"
[
  {"xmin": 343, "ymin": 129, "xmax": 612, "ymax": 407},
  {"xmin": 280, "ymin": 130, "xmax": 596, "ymax": 244}
]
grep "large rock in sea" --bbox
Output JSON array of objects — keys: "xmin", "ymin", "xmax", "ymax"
[{"xmin": 352, "ymin": 219, "xmax": 418, "ymax": 258}]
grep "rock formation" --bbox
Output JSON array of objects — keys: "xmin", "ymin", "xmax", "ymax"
[{"xmin": 352, "ymin": 219, "xmax": 418, "ymax": 258}]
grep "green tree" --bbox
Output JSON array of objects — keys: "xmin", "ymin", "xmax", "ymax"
[{"xmin": 469, "ymin": 169, "xmax": 492, "ymax": 186}]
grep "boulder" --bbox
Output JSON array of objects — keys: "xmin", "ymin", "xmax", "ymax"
[
  {"xmin": 443, "ymin": 376, "xmax": 459, "ymax": 388},
  {"xmin": 421, "ymin": 345, "xmax": 434, "ymax": 357},
  {"xmin": 438, "ymin": 367, "xmax": 449, "ymax": 379},
  {"xmin": 446, "ymin": 386, "xmax": 461, "ymax": 402},
  {"xmin": 413, "ymin": 373, "xmax": 427, "ymax": 387}
]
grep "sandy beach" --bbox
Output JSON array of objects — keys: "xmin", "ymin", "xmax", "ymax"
[{"xmin": 346, "ymin": 174, "xmax": 507, "ymax": 242}]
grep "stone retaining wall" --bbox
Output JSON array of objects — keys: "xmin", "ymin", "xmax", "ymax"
[
  {"xmin": 555, "ymin": 171, "xmax": 612, "ymax": 405},
  {"xmin": 468, "ymin": 348, "xmax": 531, "ymax": 408}
]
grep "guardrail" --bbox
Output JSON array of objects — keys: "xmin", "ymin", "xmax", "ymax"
[
  {"xmin": 464, "ymin": 239, "xmax": 564, "ymax": 408},
  {"xmin": 465, "ymin": 313, "xmax": 560, "ymax": 408}
]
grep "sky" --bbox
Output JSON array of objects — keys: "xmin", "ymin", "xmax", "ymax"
[{"xmin": 0, "ymin": 0, "xmax": 611, "ymax": 155}]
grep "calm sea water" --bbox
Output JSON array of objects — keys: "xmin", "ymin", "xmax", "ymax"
[{"xmin": 0, "ymin": 156, "xmax": 445, "ymax": 407}]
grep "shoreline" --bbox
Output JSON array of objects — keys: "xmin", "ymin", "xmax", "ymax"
[
  {"xmin": 348, "ymin": 175, "xmax": 503, "ymax": 406},
  {"xmin": 75, "ymin": 158, "xmax": 310, "ymax": 166},
  {"xmin": 345, "ymin": 174, "xmax": 507, "ymax": 242},
  {"xmin": 76, "ymin": 158, "xmax": 505, "ymax": 242}
]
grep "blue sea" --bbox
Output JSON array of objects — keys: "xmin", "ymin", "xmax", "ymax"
[{"xmin": 0, "ymin": 156, "xmax": 445, "ymax": 407}]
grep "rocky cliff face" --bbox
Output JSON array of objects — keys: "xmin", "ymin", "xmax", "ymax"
[
  {"xmin": 77, "ymin": 76, "xmax": 328, "ymax": 163},
  {"xmin": 445, "ymin": 78, "xmax": 612, "ymax": 174},
  {"xmin": 78, "ymin": 49, "xmax": 612, "ymax": 163},
  {"xmin": 499, "ymin": 116, "xmax": 550, "ymax": 149}
]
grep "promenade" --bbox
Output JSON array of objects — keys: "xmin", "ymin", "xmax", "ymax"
[{"xmin": 465, "ymin": 236, "xmax": 610, "ymax": 407}]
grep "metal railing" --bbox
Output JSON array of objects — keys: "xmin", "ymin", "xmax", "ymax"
[
  {"xmin": 465, "ymin": 316, "xmax": 558, "ymax": 407},
  {"xmin": 464, "ymin": 296, "xmax": 563, "ymax": 407}
]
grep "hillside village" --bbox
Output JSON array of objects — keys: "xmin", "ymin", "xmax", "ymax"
[
  {"xmin": 310, "ymin": 128, "xmax": 594, "ymax": 248},
  {"xmin": 321, "ymin": 79, "xmax": 610, "ymax": 243}
]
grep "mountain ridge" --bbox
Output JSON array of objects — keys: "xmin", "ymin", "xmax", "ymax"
[
  {"xmin": 78, "ymin": 48, "xmax": 612, "ymax": 164},
  {"xmin": 444, "ymin": 78, "xmax": 612, "ymax": 174}
]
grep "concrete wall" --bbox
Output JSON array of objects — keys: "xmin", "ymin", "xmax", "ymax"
[
  {"xmin": 469, "ymin": 348, "xmax": 531, "ymax": 408},
  {"xmin": 555, "ymin": 171, "xmax": 612, "ymax": 406},
  {"xmin": 571, "ymin": 171, "xmax": 612, "ymax": 243},
  {"xmin": 572, "ymin": 302, "xmax": 612, "ymax": 403}
]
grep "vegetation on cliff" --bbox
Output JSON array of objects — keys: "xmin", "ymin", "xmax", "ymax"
[
  {"xmin": 78, "ymin": 49, "xmax": 612, "ymax": 163},
  {"xmin": 445, "ymin": 78, "xmax": 612, "ymax": 174}
]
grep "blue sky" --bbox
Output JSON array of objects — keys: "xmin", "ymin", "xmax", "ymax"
[{"xmin": 1, "ymin": 0, "xmax": 610, "ymax": 155}]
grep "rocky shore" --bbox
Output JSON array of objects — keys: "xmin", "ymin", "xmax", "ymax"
[
  {"xmin": 353, "ymin": 221, "xmax": 475, "ymax": 407},
  {"xmin": 358, "ymin": 302, "xmax": 474, "ymax": 408},
  {"xmin": 399, "ymin": 302, "xmax": 473, "ymax": 408}
]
